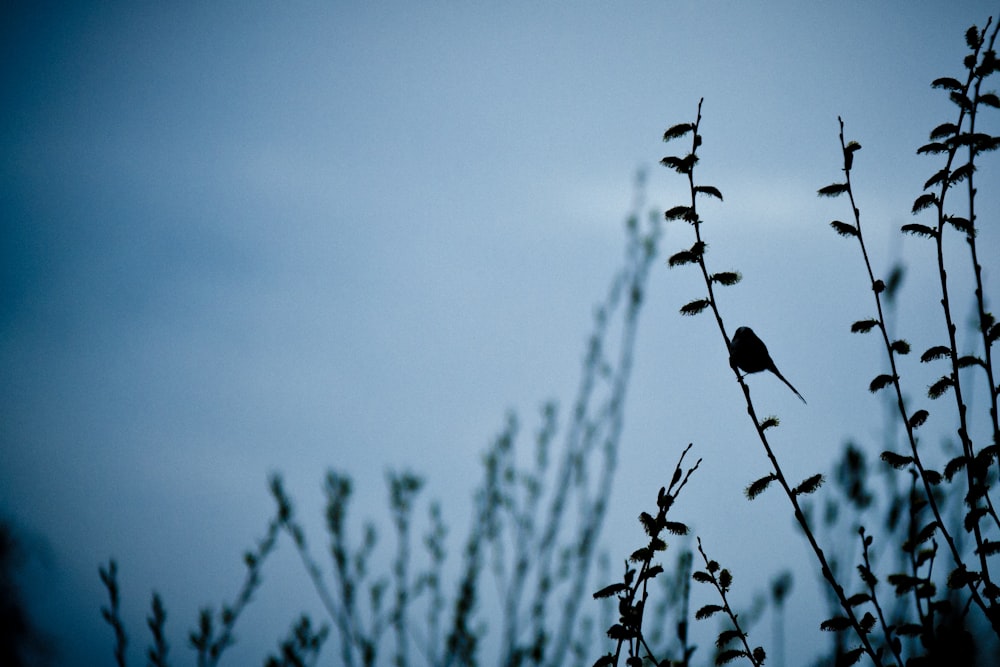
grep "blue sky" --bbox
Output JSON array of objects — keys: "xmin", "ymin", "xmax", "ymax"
[{"xmin": 3, "ymin": 2, "xmax": 1000, "ymax": 665}]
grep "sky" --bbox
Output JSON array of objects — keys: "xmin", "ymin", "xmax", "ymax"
[{"xmin": 2, "ymin": 2, "xmax": 1000, "ymax": 665}]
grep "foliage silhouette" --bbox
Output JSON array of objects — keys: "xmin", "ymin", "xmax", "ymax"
[
  {"xmin": 100, "ymin": 175, "xmax": 663, "ymax": 665},
  {"xmin": 593, "ymin": 15, "xmax": 1000, "ymax": 667},
  {"xmin": 1, "ymin": 519, "xmax": 53, "ymax": 667},
  {"xmin": 99, "ymin": 15, "xmax": 1000, "ymax": 667}
]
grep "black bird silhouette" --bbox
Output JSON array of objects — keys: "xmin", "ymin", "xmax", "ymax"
[{"xmin": 730, "ymin": 326, "xmax": 806, "ymax": 404}]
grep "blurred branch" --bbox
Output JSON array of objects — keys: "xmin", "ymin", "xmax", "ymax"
[{"xmin": 99, "ymin": 559, "xmax": 128, "ymax": 667}]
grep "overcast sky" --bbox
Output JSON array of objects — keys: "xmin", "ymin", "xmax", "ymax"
[{"xmin": 3, "ymin": 2, "xmax": 1000, "ymax": 665}]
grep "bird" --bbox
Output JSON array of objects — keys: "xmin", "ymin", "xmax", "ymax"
[{"xmin": 730, "ymin": 326, "xmax": 806, "ymax": 404}]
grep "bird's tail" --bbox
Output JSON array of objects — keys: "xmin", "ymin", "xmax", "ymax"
[{"xmin": 775, "ymin": 371, "xmax": 807, "ymax": 404}]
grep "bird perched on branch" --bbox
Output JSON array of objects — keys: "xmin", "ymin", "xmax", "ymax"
[{"xmin": 730, "ymin": 326, "xmax": 806, "ymax": 404}]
